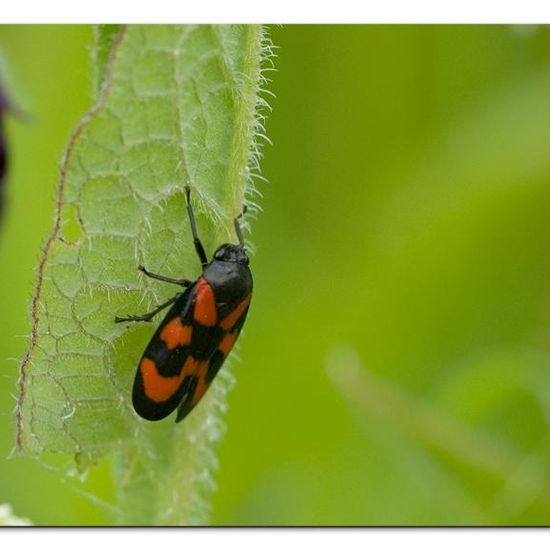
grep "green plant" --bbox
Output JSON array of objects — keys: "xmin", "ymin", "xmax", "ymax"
[{"xmin": 16, "ymin": 24, "xmax": 273, "ymax": 526}]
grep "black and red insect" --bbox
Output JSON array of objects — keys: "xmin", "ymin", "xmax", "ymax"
[{"xmin": 115, "ymin": 186, "xmax": 252, "ymax": 423}]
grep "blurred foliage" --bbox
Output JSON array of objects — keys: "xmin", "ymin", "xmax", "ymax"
[
  {"xmin": 2, "ymin": 24, "xmax": 550, "ymax": 525},
  {"xmin": 0, "ymin": 503, "xmax": 31, "ymax": 525}
]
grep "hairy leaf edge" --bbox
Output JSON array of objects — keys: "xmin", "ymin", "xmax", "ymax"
[{"xmin": 15, "ymin": 25, "xmax": 128, "ymax": 453}]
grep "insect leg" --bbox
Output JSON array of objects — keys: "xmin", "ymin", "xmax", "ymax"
[
  {"xmin": 184, "ymin": 186, "xmax": 208, "ymax": 268},
  {"xmin": 115, "ymin": 294, "xmax": 180, "ymax": 323},
  {"xmin": 138, "ymin": 265, "xmax": 191, "ymax": 287}
]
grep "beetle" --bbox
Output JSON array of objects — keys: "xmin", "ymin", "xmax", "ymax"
[{"xmin": 115, "ymin": 186, "xmax": 253, "ymax": 422}]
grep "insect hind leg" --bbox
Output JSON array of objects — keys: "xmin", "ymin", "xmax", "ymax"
[{"xmin": 115, "ymin": 295, "xmax": 180, "ymax": 324}]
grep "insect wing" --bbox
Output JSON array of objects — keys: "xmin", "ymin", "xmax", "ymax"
[
  {"xmin": 175, "ymin": 292, "xmax": 252, "ymax": 422},
  {"xmin": 132, "ymin": 278, "xmax": 252, "ymax": 422},
  {"xmin": 132, "ymin": 284, "xmax": 198, "ymax": 421}
]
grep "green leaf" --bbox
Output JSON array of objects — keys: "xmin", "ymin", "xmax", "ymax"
[
  {"xmin": 91, "ymin": 25, "xmax": 122, "ymax": 95},
  {"xmin": 16, "ymin": 24, "xmax": 272, "ymax": 525}
]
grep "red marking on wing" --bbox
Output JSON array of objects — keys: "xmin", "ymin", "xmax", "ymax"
[
  {"xmin": 219, "ymin": 331, "xmax": 237, "ymax": 355},
  {"xmin": 141, "ymin": 356, "xmax": 195, "ymax": 403},
  {"xmin": 194, "ymin": 277, "xmax": 217, "ymax": 327},
  {"xmin": 219, "ymin": 294, "xmax": 251, "ymax": 330},
  {"xmin": 191, "ymin": 360, "xmax": 210, "ymax": 406},
  {"xmin": 160, "ymin": 317, "xmax": 192, "ymax": 350}
]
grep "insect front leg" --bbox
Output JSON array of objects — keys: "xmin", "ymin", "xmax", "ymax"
[
  {"xmin": 138, "ymin": 265, "xmax": 191, "ymax": 287},
  {"xmin": 184, "ymin": 186, "xmax": 208, "ymax": 268},
  {"xmin": 115, "ymin": 294, "xmax": 180, "ymax": 324}
]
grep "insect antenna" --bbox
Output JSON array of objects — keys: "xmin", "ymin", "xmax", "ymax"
[{"xmin": 234, "ymin": 205, "xmax": 248, "ymax": 248}]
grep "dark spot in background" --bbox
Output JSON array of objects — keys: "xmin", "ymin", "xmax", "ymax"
[{"xmin": 0, "ymin": 84, "xmax": 8, "ymax": 220}]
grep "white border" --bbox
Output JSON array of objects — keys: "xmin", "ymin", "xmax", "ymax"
[
  {"xmin": 1, "ymin": 0, "xmax": 550, "ymax": 23},
  {"xmin": 0, "ymin": 529, "xmax": 550, "ymax": 549}
]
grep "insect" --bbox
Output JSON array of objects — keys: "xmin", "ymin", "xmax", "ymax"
[{"xmin": 115, "ymin": 186, "xmax": 253, "ymax": 422}]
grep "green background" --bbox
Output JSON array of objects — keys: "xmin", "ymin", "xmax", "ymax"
[{"xmin": 2, "ymin": 24, "xmax": 550, "ymax": 525}]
